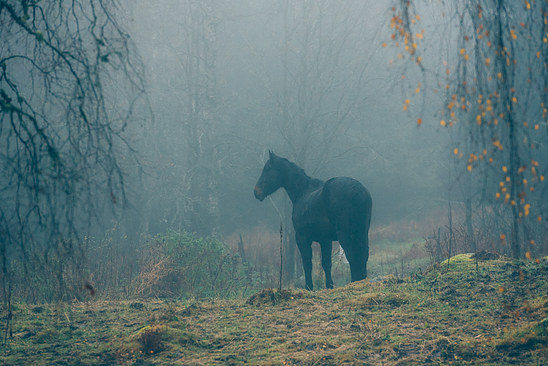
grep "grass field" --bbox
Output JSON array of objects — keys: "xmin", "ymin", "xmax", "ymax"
[{"xmin": 2, "ymin": 255, "xmax": 546, "ymax": 365}]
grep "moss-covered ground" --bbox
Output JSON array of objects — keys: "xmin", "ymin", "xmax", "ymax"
[{"xmin": 2, "ymin": 255, "xmax": 546, "ymax": 365}]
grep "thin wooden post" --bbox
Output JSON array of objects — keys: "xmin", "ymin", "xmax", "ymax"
[{"xmin": 279, "ymin": 222, "xmax": 283, "ymax": 291}]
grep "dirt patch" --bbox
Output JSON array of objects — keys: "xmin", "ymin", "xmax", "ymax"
[
  {"xmin": 246, "ymin": 288, "xmax": 304, "ymax": 306},
  {"xmin": 495, "ymin": 317, "xmax": 548, "ymax": 353}
]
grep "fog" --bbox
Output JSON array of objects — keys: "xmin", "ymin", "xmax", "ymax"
[
  {"xmin": 121, "ymin": 0, "xmax": 449, "ymax": 241},
  {"xmin": 3, "ymin": 3, "xmax": 548, "ymax": 363},
  {"xmin": 1, "ymin": 0, "xmax": 546, "ymax": 310}
]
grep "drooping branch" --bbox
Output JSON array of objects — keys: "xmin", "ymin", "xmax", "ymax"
[{"xmin": 0, "ymin": 0, "xmax": 146, "ymax": 307}]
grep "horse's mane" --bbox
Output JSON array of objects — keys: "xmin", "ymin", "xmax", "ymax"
[{"xmin": 276, "ymin": 156, "xmax": 323, "ymax": 189}]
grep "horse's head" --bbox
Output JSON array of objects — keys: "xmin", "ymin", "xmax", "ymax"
[{"xmin": 254, "ymin": 150, "xmax": 284, "ymax": 201}]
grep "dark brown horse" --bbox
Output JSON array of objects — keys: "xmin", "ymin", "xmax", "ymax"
[{"xmin": 254, "ymin": 151, "xmax": 372, "ymax": 290}]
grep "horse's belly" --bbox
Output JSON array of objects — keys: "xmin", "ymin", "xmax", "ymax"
[
  {"xmin": 293, "ymin": 190, "xmax": 337, "ymax": 241},
  {"xmin": 296, "ymin": 220, "xmax": 337, "ymax": 242}
]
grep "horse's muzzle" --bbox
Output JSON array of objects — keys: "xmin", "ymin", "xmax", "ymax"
[{"xmin": 254, "ymin": 186, "xmax": 265, "ymax": 201}]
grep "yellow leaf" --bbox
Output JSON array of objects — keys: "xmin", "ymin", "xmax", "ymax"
[
  {"xmin": 467, "ymin": 165, "xmax": 472, "ymax": 172},
  {"xmin": 496, "ymin": 192, "xmax": 501, "ymax": 199},
  {"xmin": 525, "ymin": 251, "xmax": 531, "ymax": 259},
  {"xmin": 502, "ymin": 166, "xmax": 508, "ymax": 173},
  {"xmin": 441, "ymin": 120, "xmax": 447, "ymax": 127},
  {"xmin": 415, "ymin": 33, "xmax": 423, "ymax": 39},
  {"xmin": 500, "ymin": 234, "xmax": 506, "ymax": 241},
  {"xmin": 460, "ymin": 48, "xmax": 465, "ymax": 55},
  {"xmin": 498, "ymin": 286, "xmax": 505, "ymax": 293},
  {"xmin": 417, "ymin": 118, "xmax": 422, "ymax": 126},
  {"xmin": 453, "ymin": 147, "xmax": 459, "ymax": 155}
]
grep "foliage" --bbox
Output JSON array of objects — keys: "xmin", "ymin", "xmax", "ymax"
[
  {"xmin": 1, "ymin": 257, "xmax": 546, "ymax": 364},
  {"xmin": 134, "ymin": 231, "xmax": 249, "ymax": 299},
  {"xmin": 388, "ymin": 0, "xmax": 548, "ymax": 258}
]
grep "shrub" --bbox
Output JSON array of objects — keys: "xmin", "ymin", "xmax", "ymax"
[{"xmin": 134, "ymin": 231, "xmax": 247, "ymax": 299}]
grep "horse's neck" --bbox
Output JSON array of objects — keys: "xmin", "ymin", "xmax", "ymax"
[{"xmin": 283, "ymin": 168, "xmax": 321, "ymax": 203}]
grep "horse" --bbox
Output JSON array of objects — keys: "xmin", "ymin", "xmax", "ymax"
[{"xmin": 254, "ymin": 151, "xmax": 372, "ymax": 290}]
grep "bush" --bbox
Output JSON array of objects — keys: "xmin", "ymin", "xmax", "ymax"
[
  {"xmin": 136, "ymin": 325, "xmax": 165, "ymax": 354},
  {"xmin": 134, "ymin": 231, "xmax": 247, "ymax": 299}
]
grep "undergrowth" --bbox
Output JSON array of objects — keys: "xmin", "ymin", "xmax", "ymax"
[{"xmin": 2, "ymin": 255, "xmax": 546, "ymax": 365}]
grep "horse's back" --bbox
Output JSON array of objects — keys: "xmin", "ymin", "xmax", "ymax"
[{"xmin": 322, "ymin": 177, "xmax": 372, "ymax": 232}]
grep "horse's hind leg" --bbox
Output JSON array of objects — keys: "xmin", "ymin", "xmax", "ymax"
[
  {"xmin": 320, "ymin": 241, "xmax": 334, "ymax": 289},
  {"xmin": 339, "ymin": 230, "xmax": 368, "ymax": 282},
  {"xmin": 348, "ymin": 251, "xmax": 367, "ymax": 282}
]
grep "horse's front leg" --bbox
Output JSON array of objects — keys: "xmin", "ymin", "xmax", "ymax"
[
  {"xmin": 320, "ymin": 241, "xmax": 334, "ymax": 289},
  {"xmin": 296, "ymin": 232, "xmax": 313, "ymax": 290}
]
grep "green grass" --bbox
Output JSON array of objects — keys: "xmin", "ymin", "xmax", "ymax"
[
  {"xmin": 2, "ymin": 256, "xmax": 547, "ymax": 365},
  {"xmin": 368, "ymin": 238, "xmax": 430, "ymax": 278}
]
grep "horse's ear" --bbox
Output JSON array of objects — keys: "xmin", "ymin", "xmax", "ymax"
[{"xmin": 268, "ymin": 150, "xmax": 274, "ymax": 159}]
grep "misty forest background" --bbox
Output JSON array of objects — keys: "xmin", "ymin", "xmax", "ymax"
[{"xmin": 1, "ymin": 0, "xmax": 547, "ymax": 311}]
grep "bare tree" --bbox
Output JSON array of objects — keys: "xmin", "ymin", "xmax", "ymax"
[
  {"xmin": 134, "ymin": 0, "xmax": 222, "ymax": 236},
  {"xmin": 0, "ymin": 0, "xmax": 145, "ymax": 312}
]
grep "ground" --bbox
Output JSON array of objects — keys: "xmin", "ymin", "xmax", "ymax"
[{"xmin": 2, "ymin": 255, "xmax": 547, "ymax": 365}]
